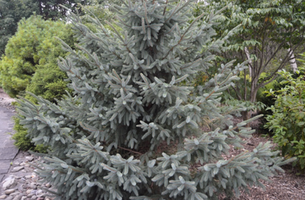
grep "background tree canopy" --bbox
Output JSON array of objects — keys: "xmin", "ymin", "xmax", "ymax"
[
  {"xmin": 199, "ymin": 0, "xmax": 305, "ymax": 120},
  {"xmin": 30, "ymin": 0, "xmax": 89, "ymax": 20},
  {"xmin": 0, "ymin": 0, "xmax": 34, "ymax": 56}
]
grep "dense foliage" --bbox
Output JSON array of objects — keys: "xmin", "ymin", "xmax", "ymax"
[
  {"xmin": 265, "ymin": 62, "xmax": 305, "ymax": 169},
  {"xmin": 17, "ymin": 1, "xmax": 292, "ymax": 199},
  {"xmin": 0, "ymin": 0, "xmax": 89, "ymax": 57},
  {"xmin": 202, "ymin": 0, "xmax": 305, "ymax": 112},
  {"xmin": 0, "ymin": 15, "xmax": 74, "ymax": 99}
]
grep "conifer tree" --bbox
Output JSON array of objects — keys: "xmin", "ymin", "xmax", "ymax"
[{"xmin": 18, "ymin": 1, "xmax": 293, "ymax": 199}]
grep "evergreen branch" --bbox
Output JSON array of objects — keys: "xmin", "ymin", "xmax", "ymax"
[
  {"xmin": 116, "ymin": 15, "xmax": 131, "ymax": 28},
  {"xmin": 79, "ymin": 121, "xmax": 96, "ymax": 133},
  {"xmin": 40, "ymin": 188, "xmax": 60, "ymax": 195},
  {"xmin": 213, "ymin": 5, "xmax": 229, "ymax": 17},
  {"xmin": 202, "ymin": 91, "xmax": 215, "ymax": 105},
  {"xmin": 140, "ymin": 73, "xmax": 152, "ymax": 89},
  {"xmin": 164, "ymin": 23, "xmax": 177, "ymax": 35},
  {"xmin": 88, "ymin": 32, "xmax": 122, "ymax": 59},
  {"xmin": 123, "ymin": 46, "xmax": 143, "ymax": 71},
  {"xmin": 128, "ymin": 53, "xmax": 143, "ymax": 71},
  {"xmin": 77, "ymin": 122, "xmax": 104, "ymax": 142},
  {"xmin": 127, "ymin": 0, "xmax": 132, "ymax": 8},
  {"xmin": 143, "ymin": 1, "xmax": 149, "ymax": 25},
  {"xmin": 71, "ymin": 22, "xmax": 87, "ymax": 38},
  {"xmin": 80, "ymin": 23, "xmax": 123, "ymax": 64},
  {"xmin": 218, "ymin": 73, "xmax": 234, "ymax": 86},
  {"xmin": 68, "ymin": 69, "xmax": 82, "ymax": 80},
  {"xmin": 119, "ymin": 0, "xmax": 128, "ymax": 7},
  {"xmin": 112, "ymin": 69, "xmax": 123, "ymax": 83},
  {"xmin": 164, "ymin": 1, "xmax": 180, "ymax": 23},
  {"xmin": 68, "ymin": 166, "xmax": 85, "ymax": 174},
  {"xmin": 142, "ymin": 18, "xmax": 146, "ymax": 33},
  {"xmin": 163, "ymin": 11, "xmax": 206, "ymax": 59},
  {"xmin": 105, "ymin": 20, "xmax": 124, "ymax": 42},
  {"xmin": 163, "ymin": 0, "xmax": 169, "ymax": 16},
  {"xmin": 226, "ymin": 151, "xmax": 250, "ymax": 166},
  {"xmin": 101, "ymin": 163, "xmax": 116, "ymax": 172},
  {"xmin": 182, "ymin": 58, "xmax": 202, "ymax": 69},
  {"xmin": 164, "ymin": 0, "xmax": 192, "ymax": 24},
  {"xmin": 67, "ymin": 66, "xmax": 105, "ymax": 99},
  {"xmin": 86, "ymin": 15, "xmax": 111, "ymax": 38},
  {"xmin": 74, "ymin": 43, "xmax": 101, "ymax": 70}
]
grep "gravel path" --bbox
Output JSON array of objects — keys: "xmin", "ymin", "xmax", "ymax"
[{"xmin": 0, "ymin": 105, "xmax": 18, "ymax": 182}]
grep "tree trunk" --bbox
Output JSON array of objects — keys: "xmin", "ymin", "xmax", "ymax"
[
  {"xmin": 241, "ymin": 111, "xmax": 252, "ymax": 122},
  {"xmin": 242, "ymin": 77, "xmax": 259, "ymax": 122},
  {"xmin": 250, "ymin": 83, "xmax": 258, "ymax": 104},
  {"xmin": 245, "ymin": 47, "xmax": 252, "ymax": 77},
  {"xmin": 241, "ymin": 47, "xmax": 254, "ymax": 123},
  {"xmin": 288, "ymin": 48, "xmax": 297, "ymax": 73}
]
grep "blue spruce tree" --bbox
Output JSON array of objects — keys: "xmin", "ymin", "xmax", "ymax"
[{"xmin": 18, "ymin": 0, "xmax": 293, "ymax": 199}]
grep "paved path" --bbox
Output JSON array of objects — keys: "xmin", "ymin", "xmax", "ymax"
[{"xmin": 0, "ymin": 106, "xmax": 18, "ymax": 182}]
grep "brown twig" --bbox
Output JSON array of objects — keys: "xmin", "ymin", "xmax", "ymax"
[{"xmin": 118, "ymin": 146, "xmax": 143, "ymax": 155}]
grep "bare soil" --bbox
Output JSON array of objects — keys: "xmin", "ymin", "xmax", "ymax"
[{"xmin": 0, "ymin": 88, "xmax": 304, "ymax": 199}]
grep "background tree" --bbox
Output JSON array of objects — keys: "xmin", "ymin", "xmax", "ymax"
[
  {"xmin": 18, "ymin": 1, "xmax": 292, "ymax": 199},
  {"xmin": 203, "ymin": 0, "xmax": 305, "ymax": 119},
  {"xmin": 0, "ymin": 0, "xmax": 35, "ymax": 56},
  {"xmin": 29, "ymin": 0, "xmax": 89, "ymax": 20},
  {"xmin": 81, "ymin": 0, "xmax": 116, "ymax": 26}
]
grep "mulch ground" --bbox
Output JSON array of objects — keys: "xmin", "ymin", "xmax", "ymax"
[{"xmin": 230, "ymin": 133, "xmax": 305, "ymax": 200}]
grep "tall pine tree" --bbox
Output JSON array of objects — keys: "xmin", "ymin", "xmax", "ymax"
[{"xmin": 18, "ymin": 1, "xmax": 292, "ymax": 199}]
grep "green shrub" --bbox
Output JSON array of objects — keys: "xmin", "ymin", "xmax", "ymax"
[
  {"xmin": 0, "ymin": 15, "xmax": 74, "ymax": 98},
  {"xmin": 0, "ymin": 15, "xmax": 75, "ymax": 152},
  {"xmin": 257, "ymin": 73, "xmax": 285, "ymax": 115},
  {"xmin": 265, "ymin": 65, "xmax": 305, "ymax": 169}
]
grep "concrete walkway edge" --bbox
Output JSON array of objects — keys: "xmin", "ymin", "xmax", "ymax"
[{"xmin": 0, "ymin": 106, "xmax": 19, "ymax": 183}]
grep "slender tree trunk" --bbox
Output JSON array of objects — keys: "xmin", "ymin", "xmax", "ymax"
[
  {"xmin": 241, "ymin": 47, "xmax": 256, "ymax": 122},
  {"xmin": 250, "ymin": 84, "xmax": 258, "ymax": 103},
  {"xmin": 242, "ymin": 75, "xmax": 259, "ymax": 122},
  {"xmin": 288, "ymin": 48, "xmax": 297, "ymax": 73},
  {"xmin": 245, "ymin": 47, "xmax": 252, "ymax": 77},
  {"xmin": 244, "ymin": 69, "xmax": 247, "ymax": 101}
]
